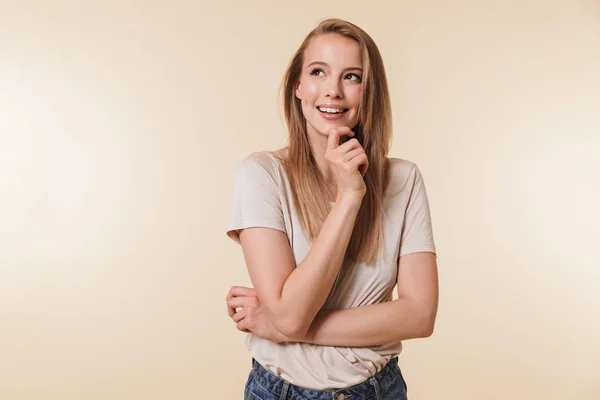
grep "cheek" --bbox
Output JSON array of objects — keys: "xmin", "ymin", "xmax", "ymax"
[
  {"xmin": 303, "ymin": 82, "xmax": 320, "ymax": 101},
  {"xmin": 300, "ymin": 84, "xmax": 320, "ymax": 113},
  {"xmin": 347, "ymin": 86, "xmax": 362, "ymax": 105}
]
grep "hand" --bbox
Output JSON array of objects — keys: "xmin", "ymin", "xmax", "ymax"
[
  {"xmin": 226, "ymin": 286, "xmax": 292, "ymax": 344},
  {"xmin": 325, "ymin": 127, "xmax": 369, "ymax": 202}
]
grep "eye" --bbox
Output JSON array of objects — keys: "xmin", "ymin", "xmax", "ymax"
[
  {"xmin": 346, "ymin": 73, "xmax": 362, "ymax": 82},
  {"xmin": 310, "ymin": 68, "xmax": 325, "ymax": 76}
]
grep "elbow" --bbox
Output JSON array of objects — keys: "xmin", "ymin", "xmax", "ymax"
[
  {"xmin": 277, "ymin": 322, "xmax": 303, "ymax": 340},
  {"xmin": 268, "ymin": 300, "xmax": 311, "ymax": 340},
  {"xmin": 418, "ymin": 312, "xmax": 437, "ymax": 338},
  {"xmin": 410, "ymin": 301, "xmax": 437, "ymax": 338},
  {"xmin": 273, "ymin": 315, "xmax": 309, "ymax": 341},
  {"xmin": 282, "ymin": 325, "xmax": 308, "ymax": 341},
  {"xmin": 420, "ymin": 320, "xmax": 435, "ymax": 338}
]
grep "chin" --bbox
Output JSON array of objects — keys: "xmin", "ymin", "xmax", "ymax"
[{"xmin": 306, "ymin": 117, "xmax": 358, "ymax": 137}]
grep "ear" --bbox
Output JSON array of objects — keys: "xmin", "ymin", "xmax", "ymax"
[{"xmin": 294, "ymin": 80, "xmax": 302, "ymax": 99}]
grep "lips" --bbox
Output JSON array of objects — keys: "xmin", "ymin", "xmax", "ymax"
[
  {"xmin": 316, "ymin": 105, "xmax": 348, "ymax": 114},
  {"xmin": 317, "ymin": 107, "xmax": 347, "ymax": 121}
]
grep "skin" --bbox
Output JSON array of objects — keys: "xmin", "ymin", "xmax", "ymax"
[
  {"xmin": 226, "ymin": 33, "xmax": 439, "ymax": 346},
  {"xmin": 295, "ymin": 33, "xmax": 365, "ymax": 198}
]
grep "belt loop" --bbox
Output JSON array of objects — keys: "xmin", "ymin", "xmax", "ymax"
[
  {"xmin": 279, "ymin": 381, "xmax": 289, "ymax": 400},
  {"xmin": 369, "ymin": 377, "xmax": 383, "ymax": 400}
]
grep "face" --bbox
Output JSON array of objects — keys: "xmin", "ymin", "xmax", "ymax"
[{"xmin": 295, "ymin": 34, "xmax": 363, "ymax": 139}]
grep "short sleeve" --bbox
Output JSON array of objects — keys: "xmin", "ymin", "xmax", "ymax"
[
  {"xmin": 399, "ymin": 165, "xmax": 437, "ymax": 258},
  {"xmin": 226, "ymin": 154, "xmax": 286, "ymax": 244}
]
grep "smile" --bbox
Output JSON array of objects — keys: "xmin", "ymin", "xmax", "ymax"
[{"xmin": 316, "ymin": 106, "xmax": 348, "ymax": 114}]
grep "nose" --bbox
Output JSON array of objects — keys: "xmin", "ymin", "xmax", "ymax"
[{"xmin": 325, "ymin": 80, "xmax": 343, "ymax": 99}]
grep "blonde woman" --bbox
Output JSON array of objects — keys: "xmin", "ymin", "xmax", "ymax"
[{"xmin": 225, "ymin": 18, "xmax": 438, "ymax": 400}]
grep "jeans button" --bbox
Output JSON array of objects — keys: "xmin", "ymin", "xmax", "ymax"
[{"xmin": 337, "ymin": 394, "xmax": 345, "ymax": 400}]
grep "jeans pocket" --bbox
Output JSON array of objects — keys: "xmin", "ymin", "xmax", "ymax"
[
  {"xmin": 382, "ymin": 376, "xmax": 407, "ymax": 400},
  {"xmin": 245, "ymin": 375, "xmax": 277, "ymax": 400},
  {"xmin": 244, "ymin": 372, "xmax": 254, "ymax": 400},
  {"xmin": 380, "ymin": 369, "xmax": 408, "ymax": 400},
  {"xmin": 397, "ymin": 365, "xmax": 408, "ymax": 392}
]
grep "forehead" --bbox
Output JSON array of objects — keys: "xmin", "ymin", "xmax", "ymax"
[{"xmin": 303, "ymin": 34, "xmax": 362, "ymax": 68}]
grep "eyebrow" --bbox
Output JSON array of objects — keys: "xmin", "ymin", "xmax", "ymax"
[{"xmin": 307, "ymin": 61, "xmax": 363, "ymax": 72}]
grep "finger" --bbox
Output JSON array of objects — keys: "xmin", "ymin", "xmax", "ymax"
[
  {"xmin": 342, "ymin": 147, "xmax": 364, "ymax": 162},
  {"xmin": 226, "ymin": 294, "xmax": 249, "ymax": 317},
  {"xmin": 232, "ymin": 308, "xmax": 246, "ymax": 323},
  {"xmin": 346, "ymin": 153, "xmax": 369, "ymax": 175},
  {"xmin": 336, "ymin": 137, "xmax": 361, "ymax": 154},
  {"xmin": 237, "ymin": 319, "xmax": 251, "ymax": 333},
  {"xmin": 227, "ymin": 296, "xmax": 251, "ymax": 311},
  {"xmin": 347, "ymin": 152, "xmax": 368, "ymax": 169},
  {"xmin": 359, "ymin": 162, "xmax": 368, "ymax": 176},
  {"xmin": 226, "ymin": 288, "xmax": 236, "ymax": 317},
  {"xmin": 326, "ymin": 128, "xmax": 341, "ymax": 151},
  {"xmin": 226, "ymin": 292, "xmax": 235, "ymax": 317},
  {"xmin": 226, "ymin": 286, "xmax": 256, "ymax": 300},
  {"xmin": 334, "ymin": 125, "xmax": 354, "ymax": 137},
  {"xmin": 226, "ymin": 287, "xmax": 255, "ymax": 316}
]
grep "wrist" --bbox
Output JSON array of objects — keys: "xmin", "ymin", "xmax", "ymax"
[{"xmin": 335, "ymin": 193, "xmax": 364, "ymax": 209}]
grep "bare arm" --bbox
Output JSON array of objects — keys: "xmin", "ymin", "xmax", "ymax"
[
  {"xmin": 237, "ymin": 128, "xmax": 369, "ymax": 339},
  {"xmin": 231, "ymin": 159, "xmax": 438, "ymax": 346},
  {"xmin": 239, "ymin": 195, "xmax": 361, "ymax": 339},
  {"xmin": 295, "ymin": 252, "xmax": 439, "ymax": 346}
]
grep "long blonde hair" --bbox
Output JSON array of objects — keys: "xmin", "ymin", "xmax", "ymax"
[{"xmin": 277, "ymin": 18, "xmax": 393, "ymax": 266}]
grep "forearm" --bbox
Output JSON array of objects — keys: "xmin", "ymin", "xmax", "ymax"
[
  {"xmin": 297, "ymin": 298, "xmax": 435, "ymax": 347},
  {"xmin": 278, "ymin": 197, "xmax": 361, "ymax": 338}
]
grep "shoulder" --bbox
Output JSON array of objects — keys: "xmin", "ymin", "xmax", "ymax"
[
  {"xmin": 234, "ymin": 150, "xmax": 285, "ymax": 187},
  {"xmin": 385, "ymin": 157, "xmax": 424, "ymax": 196},
  {"xmin": 238, "ymin": 150, "xmax": 280, "ymax": 170}
]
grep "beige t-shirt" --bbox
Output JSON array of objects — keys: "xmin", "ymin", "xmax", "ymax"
[{"xmin": 226, "ymin": 149, "xmax": 436, "ymax": 390}]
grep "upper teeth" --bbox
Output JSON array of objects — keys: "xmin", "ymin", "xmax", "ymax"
[{"xmin": 318, "ymin": 107, "xmax": 344, "ymax": 113}]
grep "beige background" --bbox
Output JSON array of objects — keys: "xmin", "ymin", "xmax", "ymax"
[{"xmin": 1, "ymin": 1, "xmax": 599, "ymax": 399}]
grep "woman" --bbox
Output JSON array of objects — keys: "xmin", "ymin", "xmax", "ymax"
[{"xmin": 225, "ymin": 18, "xmax": 439, "ymax": 400}]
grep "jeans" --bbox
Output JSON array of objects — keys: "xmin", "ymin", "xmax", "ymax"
[{"xmin": 244, "ymin": 357, "xmax": 408, "ymax": 400}]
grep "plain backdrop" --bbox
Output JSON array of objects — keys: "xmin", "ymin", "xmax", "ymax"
[{"xmin": 1, "ymin": 1, "xmax": 599, "ymax": 399}]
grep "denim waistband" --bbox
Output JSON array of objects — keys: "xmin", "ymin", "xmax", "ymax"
[{"xmin": 250, "ymin": 356, "xmax": 400, "ymax": 399}]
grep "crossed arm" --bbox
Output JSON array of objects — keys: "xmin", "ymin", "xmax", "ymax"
[
  {"xmin": 228, "ymin": 246, "xmax": 439, "ymax": 347},
  {"xmin": 299, "ymin": 251, "xmax": 438, "ymax": 347},
  {"xmin": 228, "ymin": 186, "xmax": 438, "ymax": 347}
]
